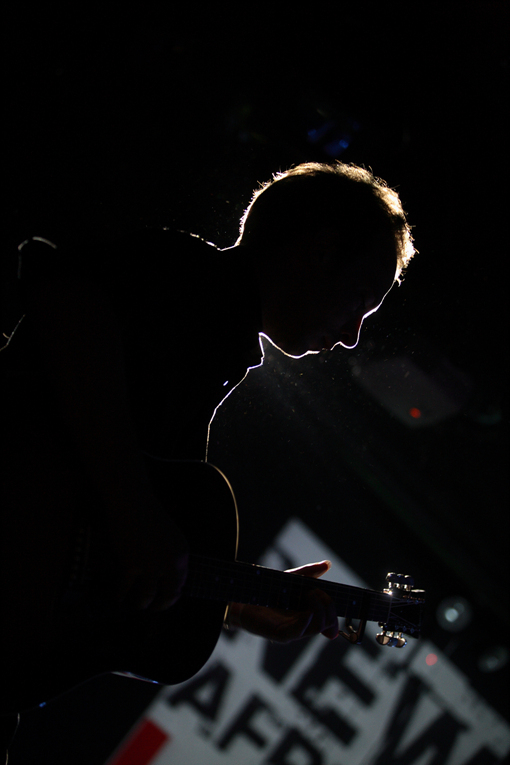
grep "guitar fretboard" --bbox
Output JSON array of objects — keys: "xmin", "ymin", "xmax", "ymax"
[{"xmin": 183, "ymin": 554, "xmax": 395, "ymax": 624}]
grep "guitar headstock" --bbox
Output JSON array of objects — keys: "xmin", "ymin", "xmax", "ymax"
[{"xmin": 376, "ymin": 572, "xmax": 425, "ymax": 648}]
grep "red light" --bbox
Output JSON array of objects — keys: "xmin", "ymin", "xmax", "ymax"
[
  {"xmin": 426, "ymin": 653, "xmax": 438, "ymax": 666},
  {"xmin": 409, "ymin": 407, "xmax": 422, "ymax": 419}
]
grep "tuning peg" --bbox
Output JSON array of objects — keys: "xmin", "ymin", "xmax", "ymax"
[
  {"xmin": 339, "ymin": 616, "xmax": 367, "ymax": 645},
  {"xmin": 385, "ymin": 573, "xmax": 415, "ymax": 591},
  {"xmin": 376, "ymin": 630, "xmax": 407, "ymax": 648}
]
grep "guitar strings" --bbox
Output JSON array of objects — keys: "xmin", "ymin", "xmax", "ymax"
[{"xmin": 183, "ymin": 554, "xmax": 418, "ymax": 630}]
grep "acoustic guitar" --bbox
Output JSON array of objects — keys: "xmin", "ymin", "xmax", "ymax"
[{"xmin": 2, "ymin": 458, "xmax": 424, "ymax": 715}]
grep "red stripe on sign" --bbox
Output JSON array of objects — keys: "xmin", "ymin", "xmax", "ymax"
[{"xmin": 108, "ymin": 718, "xmax": 169, "ymax": 765}]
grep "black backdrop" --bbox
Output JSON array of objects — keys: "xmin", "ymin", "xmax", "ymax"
[{"xmin": 4, "ymin": 6, "xmax": 508, "ymax": 763}]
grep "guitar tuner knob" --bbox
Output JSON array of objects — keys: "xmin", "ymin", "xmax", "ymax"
[
  {"xmin": 376, "ymin": 630, "xmax": 407, "ymax": 648},
  {"xmin": 385, "ymin": 572, "xmax": 415, "ymax": 591}
]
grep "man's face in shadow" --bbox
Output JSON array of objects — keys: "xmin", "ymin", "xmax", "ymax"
[{"xmin": 261, "ymin": 233, "xmax": 397, "ymax": 357}]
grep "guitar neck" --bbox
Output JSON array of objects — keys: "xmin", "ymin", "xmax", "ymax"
[{"xmin": 183, "ymin": 554, "xmax": 395, "ymax": 624}]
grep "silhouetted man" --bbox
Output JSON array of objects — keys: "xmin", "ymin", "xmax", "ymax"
[{"xmin": 1, "ymin": 161, "xmax": 414, "ymax": 757}]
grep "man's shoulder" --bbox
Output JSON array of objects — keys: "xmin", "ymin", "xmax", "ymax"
[
  {"xmin": 108, "ymin": 227, "xmax": 218, "ymax": 255},
  {"xmin": 102, "ymin": 227, "xmax": 219, "ymax": 290}
]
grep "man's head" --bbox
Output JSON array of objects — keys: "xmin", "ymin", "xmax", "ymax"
[{"xmin": 236, "ymin": 161, "xmax": 415, "ymax": 355}]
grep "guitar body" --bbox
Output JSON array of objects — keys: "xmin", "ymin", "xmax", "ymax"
[
  {"xmin": 123, "ymin": 459, "xmax": 239, "ymax": 684},
  {"xmin": 1, "ymin": 311, "xmax": 424, "ymax": 713},
  {"xmin": 2, "ymin": 439, "xmax": 424, "ymax": 715},
  {"xmin": 1, "ymin": 458, "xmax": 239, "ymax": 714}
]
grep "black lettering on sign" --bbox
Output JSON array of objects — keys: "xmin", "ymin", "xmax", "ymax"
[
  {"xmin": 166, "ymin": 662, "xmax": 230, "ymax": 722},
  {"xmin": 263, "ymin": 637, "xmax": 311, "ymax": 684},
  {"xmin": 217, "ymin": 694, "xmax": 276, "ymax": 752},
  {"xmin": 463, "ymin": 747, "xmax": 501, "ymax": 765},
  {"xmin": 262, "ymin": 620, "xmax": 378, "ymax": 686},
  {"xmin": 292, "ymin": 639, "xmax": 375, "ymax": 744},
  {"xmin": 266, "ymin": 728, "xmax": 323, "ymax": 765},
  {"xmin": 358, "ymin": 629, "xmax": 380, "ymax": 659},
  {"xmin": 373, "ymin": 675, "xmax": 468, "ymax": 765}
]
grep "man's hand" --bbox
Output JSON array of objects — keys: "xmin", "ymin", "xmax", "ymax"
[
  {"xmin": 109, "ymin": 493, "xmax": 189, "ymax": 612},
  {"xmin": 227, "ymin": 560, "xmax": 339, "ymax": 643}
]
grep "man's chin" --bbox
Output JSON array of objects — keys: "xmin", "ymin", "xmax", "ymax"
[
  {"xmin": 263, "ymin": 333, "xmax": 333, "ymax": 358},
  {"xmin": 306, "ymin": 335, "xmax": 334, "ymax": 353}
]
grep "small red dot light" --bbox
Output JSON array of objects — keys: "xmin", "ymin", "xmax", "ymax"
[
  {"xmin": 426, "ymin": 653, "xmax": 438, "ymax": 666},
  {"xmin": 410, "ymin": 407, "xmax": 422, "ymax": 419}
]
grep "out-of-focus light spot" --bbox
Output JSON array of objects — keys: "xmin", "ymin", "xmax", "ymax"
[
  {"xmin": 437, "ymin": 596, "xmax": 473, "ymax": 632},
  {"xmin": 478, "ymin": 645, "xmax": 509, "ymax": 673},
  {"xmin": 305, "ymin": 111, "xmax": 362, "ymax": 158},
  {"xmin": 307, "ymin": 120, "xmax": 335, "ymax": 143},
  {"xmin": 426, "ymin": 653, "xmax": 438, "ymax": 666},
  {"xmin": 409, "ymin": 407, "xmax": 422, "ymax": 418},
  {"xmin": 324, "ymin": 137, "xmax": 351, "ymax": 157},
  {"xmin": 472, "ymin": 405, "xmax": 502, "ymax": 426}
]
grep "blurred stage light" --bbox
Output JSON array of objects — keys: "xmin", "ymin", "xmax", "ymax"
[
  {"xmin": 305, "ymin": 108, "xmax": 361, "ymax": 157},
  {"xmin": 307, "ymin": 120, "xmax": 336, "ymax": 143},
  {"xmin": 353, "ymin": 355, "xmax": 472, "ymax": 428},
  {"xmin": 324, "ymin": 136, "xmax": 351, "ymax": 157},
  {"xmin": 478, "ymin": 645, "xmax": 509, "ymax": 673},
  {"xmin": 436, "ymin": 596, "xmax": 473, "ymax": 632}
]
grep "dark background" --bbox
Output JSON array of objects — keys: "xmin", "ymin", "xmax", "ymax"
[{"xmin": 4, "ymin": 5, "xmax": 509, "ymax": 762}]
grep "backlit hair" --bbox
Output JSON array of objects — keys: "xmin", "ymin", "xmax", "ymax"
[{"xmin": 237, "ymin": 161, "xmax": 415, "ymax": 282}]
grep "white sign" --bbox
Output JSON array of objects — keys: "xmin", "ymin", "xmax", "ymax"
[{"xmin": 108, "ymin": 519, "xmax": 510, "ymax": 764}]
